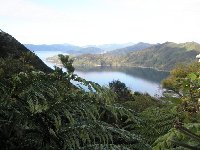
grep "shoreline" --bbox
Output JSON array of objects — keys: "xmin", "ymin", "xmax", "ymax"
[
  {"xmin": 73, "ymin": 64, "xmax": 170, "ymax": 73},
  {"xmin": 45, "ymin": 59, "xmax": 170, "ymax": 72}
]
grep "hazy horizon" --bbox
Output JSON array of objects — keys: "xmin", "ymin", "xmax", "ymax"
[
  {"xmin": 1, "ymin": 0, "xmax": 200, "ymax": 46},
  {"xmin": 23, "ymin": 41, "xmax": 199, "ymax": 47}
]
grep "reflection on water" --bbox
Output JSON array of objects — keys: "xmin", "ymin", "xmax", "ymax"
[
  {"xmin": 34, "ymin": 51, "xmax": 169, "ymax": 97},
  {"xmin": 75, "ymin": 66, "xmax": 169, "ymax": 97},
  {"xmin": 75, "ymin": 66, "xmax": 169, "ymax": 84}
]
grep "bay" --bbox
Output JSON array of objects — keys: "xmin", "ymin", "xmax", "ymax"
[{"xmin": 34, "ymin": 51, "xmax": 169, "ymax": 97}]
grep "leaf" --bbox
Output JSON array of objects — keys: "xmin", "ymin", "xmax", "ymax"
[{"xmin": 187, "ymin": 73, "xmax": 197, "ymax": 81}]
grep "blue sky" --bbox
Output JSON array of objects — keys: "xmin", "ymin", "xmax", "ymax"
[{"xmin": 1, "ymin": 0, "xmax": 200, "ymax": 46}]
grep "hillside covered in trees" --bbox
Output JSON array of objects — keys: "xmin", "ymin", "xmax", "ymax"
[
  {"xmin": 0, "ymin": 31, "xmax": 200, "ymax": 150},
  {"xmin": 0, "ymin": 30, "xmax": 51, "ymax": 73},
  {"xmin": 106, "ymin": 42, "xmax": 153, "ymax": 56},
  {"xmin": 69, "ymin": 42, "xmax": 200, "ymax": 71}
]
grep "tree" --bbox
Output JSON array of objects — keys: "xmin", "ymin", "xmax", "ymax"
[
  {"xmin": 154, "ymin": 69, "xmax": 200, "ymax": 150},
  {"xmin": 109, "ymin": 80, "xmax": 133, "ymax": 102},
  {"xmin": 0, "ymin": 56, "xmax": 150, "ymax": 150},
  {"xmin": 162, "ymin": 62, "xmax": 200, "ymax": 96}
]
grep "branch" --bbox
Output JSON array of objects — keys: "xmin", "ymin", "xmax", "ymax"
[
  {"xmin": 171, "ymin": 139, "xmax": 199, "ymax": 150},
  {"xmin": 178, "ymin": 126, "xmax": 200, "ymax": 142},
  {"xmin": 174, "ymin": 121, "xmax": 200, "ymax": 142}
]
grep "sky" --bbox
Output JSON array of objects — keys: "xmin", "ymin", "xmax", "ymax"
[{"xmin": 1, "ymin": 0, "xmax": 200, "ymax": 46}]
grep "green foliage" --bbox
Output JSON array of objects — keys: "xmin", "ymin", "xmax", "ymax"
[
  {"xmin": 107, "ymin": 80, "xmax": 175, "ymax": 146},
  {"xmin": 109, "ymin": 80, "xmax": 133, "ymax": 102},
  {"xmin": 153, "ymin": 123, "xmax": 200, "ymax": 150},
  {"xmin": 162, "ymin": 62, "xmax": 200, "ymax": 96},
  {"xmin": 162, "ymin": 64, "xmax": 200, "ymax": 122},
  {"xmin": 0, "ymin": 57, "xmax": 35, "ymax": 79},
  {"xmin": 178, "ymin": 72, "xmax": 200, "ymax": 114},
  {"xmin": 0, "ymin": 55, "xmax": 150, "ymax": 150},
  {"xmin": 136, "ymin": 107, "xmax": 177, "ymax": 145},
  {"xmin": 154, "ymin": 65, "xmax": 200, "ymax": 150},
  {"xmin": 58, "ymin": 54, "xmax": 75, "ymax": 74},
  {"xmin": 123, "ymin": 93, "xmax": 161, "ymax": 113}
]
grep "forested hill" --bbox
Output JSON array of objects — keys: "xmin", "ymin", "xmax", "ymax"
[
  {"xmin": 72, "ymin": 42, "xmax": 200, "ymax": 71},
  {"xmin": 0, "ymin": 30, "xmax": 51, "ymax": 72},
  {"xmin": 107, "ymin": 42, "xmax": 153, "ymax": 55},
  {"xmin": 124, "ymin": 42, "xmax": 200, "ymax": 71}
]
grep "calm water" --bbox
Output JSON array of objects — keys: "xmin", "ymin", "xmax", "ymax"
[{"xmin": 35, "ymin": 51, "xmax": 169, "ymax": 96}]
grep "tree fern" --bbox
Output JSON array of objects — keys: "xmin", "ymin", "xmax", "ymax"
[
  {"xmin": 153, "ymin": 123, "xmax": 200, "ymax": 149},
  {"xmin": 0, "ymin": 55, "xmax": 149, "ymax": 149},
  {"xmin": 135, "ymin": 107, "xmax": 177, "ymax": 145}
]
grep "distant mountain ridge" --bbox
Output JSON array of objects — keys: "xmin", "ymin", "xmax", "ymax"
[
  {"xmin": 71, "ymin": 42, "xmax": 200, "ymax": 71},
  {"xmin": 25, "ymin": 44, "xmax": 106, "ymax": 55},
  {"xmin": 95, "ymin": 43, "xmax": 135, "ymax": 51},
  {"xmin": 78, "ymin": 47, "xmax": 104, "ymax": 54},
  {"xmin": 24, "ymin": 43, "xmax": 136, "ymax": 55},
  {"xmin": 25, "ymin": 44, "xmax": 81, "ymax": 52},
  {"xmin": 107, "ymin": 42, "xmax": 153, "ymax": 55}
]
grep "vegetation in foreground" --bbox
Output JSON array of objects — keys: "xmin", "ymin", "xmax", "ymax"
[
  {"xmin": 0, "ymin": 54, "xmax": 155, "ymax": 150},
  {"xmin": 0, "ymin": 31, "xmax": 200, "ymax": 149},
  {"xmin": 1, "ymin": 51, "xmax": 200, "ymax": 149}
]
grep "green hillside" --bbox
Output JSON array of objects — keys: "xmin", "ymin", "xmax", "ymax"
[
  {"xmin": 107, "ymin": 42, "xmax": 153, "ymax": 56},
  {"xmin": 0, "ymin": 30, "xmax": 51, "ymax": 72},
  {"xmin": 124, "ymin": 42, "xmax": 200, "ymax": 70},
  {"xmin": 72, "ymin": 42, "xmax": 200, "ymax": 71}
]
